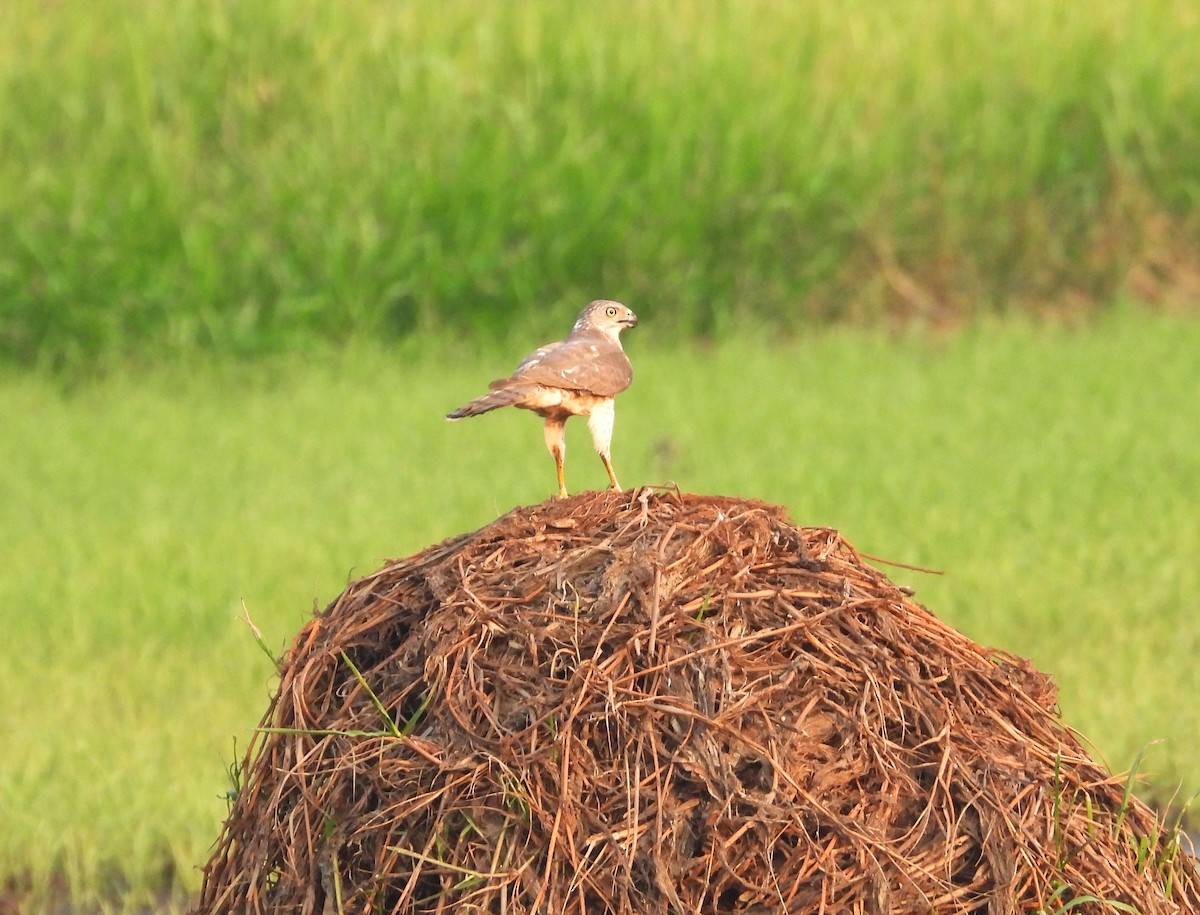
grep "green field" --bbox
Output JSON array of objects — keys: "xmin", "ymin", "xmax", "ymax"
[
  {"xmin": 3, "ymin": 0, "xmax": 1200, "ymax": 368},
  {"xmin": 1, "ymin": 312, "xmax": 1197, "ymax": 909}
]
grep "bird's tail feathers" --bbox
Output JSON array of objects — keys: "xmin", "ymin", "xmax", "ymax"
[{"xmin": 446, "ymin": 384, "xmax": 529, "ymax": 420}]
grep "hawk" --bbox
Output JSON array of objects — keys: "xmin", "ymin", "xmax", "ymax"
[{"xmin": 447, "ymin": 300, "xmax": 638, "ymax": 499}]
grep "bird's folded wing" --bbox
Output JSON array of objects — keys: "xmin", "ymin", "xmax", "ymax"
[{"xmin": 511, "ymin": 342, "xmax": 632, "ymax": 396}]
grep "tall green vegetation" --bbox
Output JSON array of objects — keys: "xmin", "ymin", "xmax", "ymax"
[{"xmin": 2, "ymin": 0, "xmax": 1198, "ymax": 369}]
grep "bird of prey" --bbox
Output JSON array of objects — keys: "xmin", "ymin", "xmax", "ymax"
[{"xmin": 446, "ymin": 300, "xmax": 638, "ymax": 499}]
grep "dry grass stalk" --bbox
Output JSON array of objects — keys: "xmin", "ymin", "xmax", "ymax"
[{"xmin": 194, "ymin": 490, "xmax": 1199, "ymax": 914}]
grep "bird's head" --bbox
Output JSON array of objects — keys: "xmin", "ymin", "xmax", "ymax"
[{"xmin": 572, "ymin": 300, "xmax": 638, "ymax": 340}]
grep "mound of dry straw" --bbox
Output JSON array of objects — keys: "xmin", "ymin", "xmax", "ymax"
[{"xmin": 195, "ymin": 491, "xmax": 1198, "ymax": 914}]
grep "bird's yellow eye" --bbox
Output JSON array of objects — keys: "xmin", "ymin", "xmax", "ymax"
[{"xmin": 605, "ymin": 306, "xmax": 618, "ymax": 317}]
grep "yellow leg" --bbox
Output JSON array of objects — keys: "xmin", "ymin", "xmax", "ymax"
[
  {"xmin": 587, "ymin": 402, "xmax": 621, "ymax": 492},
  {"xmin": 544, "ymin": 418, "xmax": 569, "ymax": 499},
  {"xmin": 554, "ymin": 449, "xmax": 568, "ymax": 498},
  {"xmin": 599, "ymin": 452, "xmax": 621, "ymax": 492}
]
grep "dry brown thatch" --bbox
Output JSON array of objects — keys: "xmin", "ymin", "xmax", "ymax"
[{"xmin": 194, "ymin": 490, "xmax": 1199, "ymax": 914}]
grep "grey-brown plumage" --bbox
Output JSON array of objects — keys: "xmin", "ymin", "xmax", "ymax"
[{"xmin": 446, "ymin": 300, "xmax": 638, "ymax": 498}]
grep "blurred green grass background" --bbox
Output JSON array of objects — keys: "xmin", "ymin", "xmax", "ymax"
[
  {"xmin": 2, "ymin": 314, "xmax": 1198, "ymax": 908},
  {"xmin": 2, "ymin": 0, "xmax": 1199, "ymax": 370},
  {"xmin": 2, "ymin": 0, "xmax": 1199, "ymax": 909}
]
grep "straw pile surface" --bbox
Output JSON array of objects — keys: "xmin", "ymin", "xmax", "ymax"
[{"xmin": 195, "ymin": 490, "xmax": 1198, "ymax": 914}]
